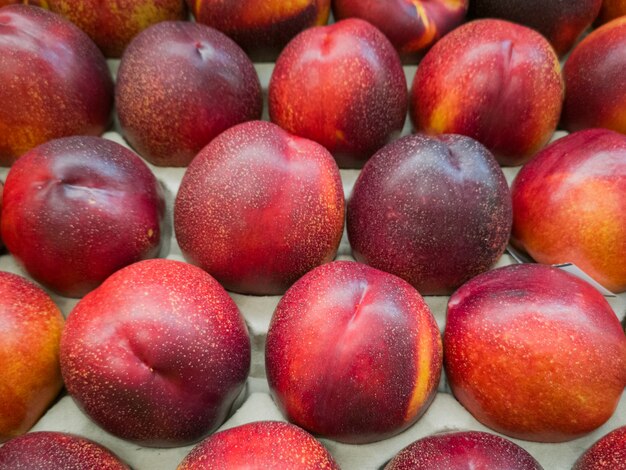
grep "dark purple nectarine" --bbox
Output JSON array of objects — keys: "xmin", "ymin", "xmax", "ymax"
[
  {"xmin": 1, "ymin": 136, "xmax": 165, "ymax": 298},
  {"xmin": 116, "ymin": 21, "xmax": 262, "ymax": 167},
  {"xmin": 385, "ymin": 431, "xmax": 543, "ymax": 469},
  {"xmin": 0, "ymin": 432, "xmax": 129, "ymax": 469},
  {"xmin": 573, "ymin": 426, "xmax": 626, "ymax": 469},
  {"xmin": 348, "ymin": 133, "xmax": 512, "ymax": 295}
]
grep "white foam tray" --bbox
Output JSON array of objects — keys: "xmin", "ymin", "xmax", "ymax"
[{"xmin": 0, "ymin": 63, "xmax": 624, "ymax": 469}]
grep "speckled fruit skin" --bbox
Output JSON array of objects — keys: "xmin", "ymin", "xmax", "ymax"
[
  {"xmin": 60, "ymin": 259, "xmax": 251, "ymax": 447},
  {"xmin": 445, "ymin": 264, "xmax": 626, "ymax": 443},
  {"xmin": 116, "ymin": 21, "xmax": 262, "ymax": 167},
  {"xmin": 0, "ymin": 273, "xmax": 64, "ymax": 443},
  {"xmin": 468, "ymin": 0, "xmax": 601, "ymax": 56},
  {"xmin": 188, "ymin": 0, "xmax": 330, "ymax": 61},
  {"xmin": 348, "ymin": 134, "xmax": 512, "ymax": 296},
  {"xmin": 598, "ymin": 0, "xmax": 626, "ymax": 24},
  {"xmin": 511, "ymin": 129, "xmax": 626, "ymax": 293},
  {"xmin": 410, "ymin": 19, "xmax": 563, "ymax": 167},
  {"xmin": 1, "ymin": 136, "xmax": 165, "ymax": 298},
  {"xmin": 561, "ymin": 18, "xmax": 626, "ymax": 135},
  {"xmin": 46, "ymin": 0, "xmax": 187, "ymax": 58},
  {"xmin": 332, "ymin": 0, "xmax": 468, "ymax": 60},
  {"xmin": 178, "ymin": 421, "xmax": 340, "ymax": 470},
  {"xmin": 269, "ymin": 18, "xmax": 407, "ymax": 169},
  {"xmin": 0, "ymin": 432, "xmax": 129, "ymax": 469},
  {"xmin": 385, "ymin": 431, "xmax": 543, "ymax": 470},
  {"xmin": 573, "ymin": 426, "xmax": 626, "ymax": 469},
  {"xmin": 0, "ymin": 5, "xmax": 113, "ymax": 167},
  {"xmin": 175, "ymin": 121, "xmax": 345, "ymax": 296},
  {"xmin": 266, "ymin": 261, "xmax": 442, "ymax": 444}
]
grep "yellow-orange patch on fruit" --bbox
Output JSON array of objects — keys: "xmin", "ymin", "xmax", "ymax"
[
  {"xmin": 0, "ymin": 304, "xmax": 63, "ymax": 440},
  {"xmin": 405, "ymin": 2, "xmax": 437, "ymax": 51},
  {"xmin": 314, "ymin": 0, "xmax": 330, "ymax": 25},
  {"xmin": 241, "ymin": 0, "xmax": 314, "ymax": 26},
  {"xmin": 440, "ymin": 0, "xmax": 465, "ymax": 8},
  {"xmin": 607, "ymin": 105, "xmax": 626, "ymax": 135},
  {"xmin": 427, "ymin": 101, "xmax": 457, "ymax": 134},
  {"xmin": 405, "ymin": 320, "xmax": 439, "ymax": 421},
  {"xmin": 132, "ymin": 2, "xmax": 162, "ymax": 29}
]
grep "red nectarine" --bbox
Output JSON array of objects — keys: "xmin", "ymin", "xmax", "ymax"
[
  {"xmin": 561, "ymin": 17, "xmax": 626, "ymax": 135},
  {"xmin": 511, "ymin": 129, "xmax": 626, "ymax": 293},
  {"xmin": 445, "ymin": 264, "xmax": 626, "ymax": 442},
  {"xmin": 175, "ymin": 121, "xmax": 344, "ymax": 296},
  {"xmin": 0, "ymin": 5, "xmax": 113, "ymax": 166},
  {"xmin": 269, "ymin": 18, "xmax": 407, "ymax": 168},
  {"xmin": 60, "ymin": 259, "xmax": 251, "ymax": 447},
  {"xmin": 469, "ymin": 0, "xmax": 602, "ymax": 56},
  {"xmin": 178, "ymin": 421, "xmax": 339, "ymax": 469},
  {"xmin": 266, "ymin": 261, "xmax": 442, "ymax": 444},
  {"xmin": 333, "ymin": 0, "xmax": 468, "ymax": 60},
  {"xmin": 188, "ymin": 0, "xmax": 331, "ymax": 61},
  {"xmin": 410, "ymin": 19, "xmax": 564, "ymax": 166}
]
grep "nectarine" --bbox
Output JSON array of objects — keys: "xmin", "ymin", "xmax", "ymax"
[{"xmin": 0, "ymin": 272, "xmax": 64, "ymax": 442}]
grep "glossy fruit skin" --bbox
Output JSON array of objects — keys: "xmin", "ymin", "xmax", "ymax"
[
  {"xmin": 573, "ymin": 426, "xmax": 626, "ymax": 469},
  {"xmin": 0, "ymin": 432, "xmax": 130, "ymax": 469},
  {"xmin": 0, "ymin": 5, "xmax": 113, "ymax": 166},
  {"xmin": 0, "ymin": 272, "xmax": 64, "ymax": 443},
  {"xmin": 60, "ymin": 259, "xmax": 251, "ymax": 447},
  {"xmin": 46, "ymin": 0, "xmax": 188, "ymax": 58},
  {"xmin": 333, "ymin": 0, "xmax": 468, "ymax": 60},
  {"xmin": 468, "ymin": 0, "xmax": 602, "ymax": 56},
  {"xmin": 385, "ymin": 431, "xmax": 543, "ymax": 470},
  {"xmin": 1, "ymin": 136, "xmax": 165, "ymax": 298},
  {"xmin": 116, "ymin": 21, "xmax": 262, "ymax": 167},
  {"xmin": 410, "ymin": 19, "xmax": 563, "ymax": 166},
  {"xmin": 511, "ymin": 129, "xmax": 626, "ymax": 293},
  {"xmin": 266, "ymin": 261, "xmax": 442, "ymax": 444},
  {"xmin": 178, "ymin": 421, "xmax": 340, "ymax": 470},
  {"xmin": 348, "ymin": 134, "xmax": 512, "ymax": 295},
  {"xmin": 175, "ymin": 121, "xmax": 345, "ymax": 296},
  {"xmin": 445, "ymin": 264, "xmax": 626, "ymax": 443},
  {"xmin": 269, "ymin": 18, "xmax": 407, "ymax": 169},
  {"xmin": 188, "ymin": 0, "xmax": 331, "ymax": 61},
  {"xmin": 561, "ymin": 18, "xmax": 626, "ymax": 135},
  {"xmin": 598, "ymin": 0, "xmax": 626, "ymax": 24}
]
